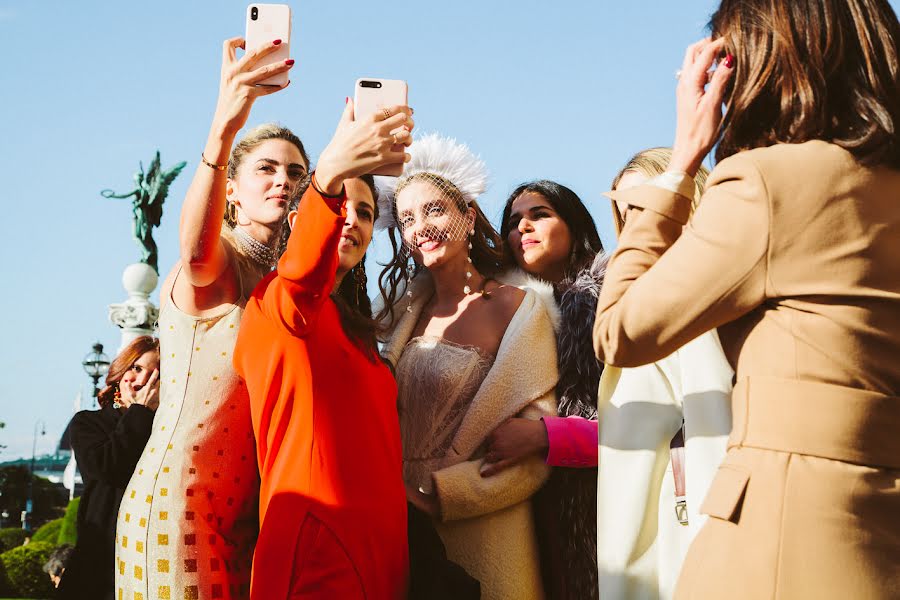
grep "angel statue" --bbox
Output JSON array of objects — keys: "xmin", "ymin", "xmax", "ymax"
[{"xmin": 102, "ymin": 152, "xmax": 187, "ymax": 273}]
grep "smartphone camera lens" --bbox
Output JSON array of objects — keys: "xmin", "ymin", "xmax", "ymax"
[
  {"xmin": 251, "ymin": 6, "xmax": 258, "ymax": 20},
  {"xmin": 360, "ymin": 81, "xmax": 383, "ymax": 89}
]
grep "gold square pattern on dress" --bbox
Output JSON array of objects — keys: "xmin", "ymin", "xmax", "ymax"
[
  {"xmin": 157, "ymin": 559, "xmax": 169, "ymax": 573},
  {"xmin": 134, "ymin": 565, "xmax": 143, "ymax": 580},
  {"xmin": 135, "ymin": 593, "xmax": 144, "ymax": 600},
  {"xmin": 136, "ymin": 541, "xmax": 144, "ymax": 553},
  {"xmin": 158, "ymin": 586, "xmax": 171, "ymax": 599},
  {"xmin": 184, "ymin": 585, "xmax": 199, "ymax": 600},
  {"xmin": 158, "ymin": 534, "xmax": 169, "ymax": 545},
  {"xmin": 140, "ymin": 518, "xmax": 147, "ymax": 528}
]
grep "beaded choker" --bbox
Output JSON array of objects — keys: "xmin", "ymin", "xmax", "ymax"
[{"xmin": 233, "ymin": 226, "xmax": 276, "ymax": 268}]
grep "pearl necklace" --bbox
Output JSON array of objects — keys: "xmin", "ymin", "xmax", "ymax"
[{"xmin": 233, "ymin": 226, "xmax": 276, "ymax": 268}]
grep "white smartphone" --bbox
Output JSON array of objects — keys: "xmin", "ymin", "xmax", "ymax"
[
  {"xmin": 354, "ymin": 78, "xmax": 409, "ymax": 176},
  {"xmin": 245, "ymin": 4, "xmax": 292, "ymax": 87}
]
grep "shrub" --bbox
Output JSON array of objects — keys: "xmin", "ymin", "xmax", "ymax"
[
  {"xmin": 0, "ymin": 528, "xmax": 26, "ymax": 553},
  {"xmin": 0, "ymin": 554, "xmax": 10, "ymax": 597},
  {"xmin": 57, "ymin": 497, "xmax": 80, "ymax": 546},
  {"xmin": 0, "ymin": 540, "xmax": 54, "ymax": 598},
  {"xmin": 31, "ymin": 518, "xmax": 63, "ymax": 545}
]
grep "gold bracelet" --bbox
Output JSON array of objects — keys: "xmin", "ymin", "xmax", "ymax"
[{"xmin": 200, "ymin": 152, "xmax": 227, "ymax": 172}]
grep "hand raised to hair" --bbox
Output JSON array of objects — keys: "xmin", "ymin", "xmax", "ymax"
[
  {"xmin": 314, "ymin": 100, "xmax": 415, "ymax": 195},
  {"xmin": 212, "ymin": 36, "xmax": 295, "ymax": 136},
  {"xmin": 669, "ymin": 37, "xmax": 735, "ymax": 176}
]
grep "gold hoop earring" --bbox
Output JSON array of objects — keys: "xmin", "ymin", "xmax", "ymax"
[
  {"xmin": 113, "ymin": 387, "xmax": 123, "ymax": 409},
  {"xmin": 234, "ymin": 204, "xmax": 252, "ymax": 227}
]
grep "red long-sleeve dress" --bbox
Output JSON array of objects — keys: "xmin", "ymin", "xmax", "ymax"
[{"xmin": 234, "ymin": 184, "xmax": 409, "ymax": 600}]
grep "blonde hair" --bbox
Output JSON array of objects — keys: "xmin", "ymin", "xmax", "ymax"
[{"xmin": 609, "ymin": 147, "xmax": 709, "ymax": 235}]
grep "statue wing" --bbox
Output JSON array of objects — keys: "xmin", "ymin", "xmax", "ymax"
[{"xmin": 147, "ymin": 159, "xmax": 188, "ymax": 226}]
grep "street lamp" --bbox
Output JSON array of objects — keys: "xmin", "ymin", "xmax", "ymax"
[
  {"xmin": 24, "ymin": 420, "xmax": 46, "ymax": 531},
  {"xmin": 82, "ymin": 342, "xmax": 111, "ymax": 405}
]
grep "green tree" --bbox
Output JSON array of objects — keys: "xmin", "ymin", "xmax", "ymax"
[
  {"xmin": 0, "ymin": 466, "xmax": 68, "ymax": 530},
  {"xmin": 0, "ymin": 529, "xmax": 26, "ymax": 553}
]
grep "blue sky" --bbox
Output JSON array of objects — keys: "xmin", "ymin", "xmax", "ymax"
[{"xmin": 5, "ymin": 0, "xmax": 868, "ymax": 459}]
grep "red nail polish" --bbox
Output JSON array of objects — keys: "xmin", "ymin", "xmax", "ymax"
[
  {"xmin": 724, "ymin": 54, "xmax": 735, "ymax": 68},
  {"xmin": 273, "ymin": 39, "xmax": 282, "ymax": 45},
  {"xmin": 285, "ymin": 59, "xmax": 295, "ymax": 66},
  {"xmin": 345, "ymin": 96, "xmax": 349, "ymax": 104}
]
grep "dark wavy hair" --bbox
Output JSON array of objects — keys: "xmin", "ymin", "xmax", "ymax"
[
  {"xmin": 332, "ymin": 175, "xmax": 381, "ymax": 362},
  {"xmin": 97, "ymin": 336, "xmax": 160, "ymax": 408},
  {"xmin": 711, "ymin": 0, "xmax": 900, "ymax": 168},
  {"xmin": 499, "ymin": 180, "xmax": 604, "ymax": 281}
]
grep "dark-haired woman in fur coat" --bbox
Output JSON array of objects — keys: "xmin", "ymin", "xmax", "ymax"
[{"xmin": 484, "ymin": 179, "xmax": 606, "ymax": 600}]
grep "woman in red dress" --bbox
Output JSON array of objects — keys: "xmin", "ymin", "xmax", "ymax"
[{"xmin": 234, "ymin": 99, "xmax": 415, "ymax": 599}]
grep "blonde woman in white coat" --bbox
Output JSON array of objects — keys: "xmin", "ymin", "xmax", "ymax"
[
  {"xmin": 376, "ymin": 134, "xmax": 558, "ymax": 600},
  {"xmin": 596, "ymin": 148, "xmax": 734, "ymax": 600}
]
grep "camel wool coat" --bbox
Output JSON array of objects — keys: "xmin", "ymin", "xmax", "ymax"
[
  {"xmin": 594, "ymin": 140, "xmax": 900, "ymax": 600},
  {"xmin": 380, "ymin": 271, "xmax": 559, "ymax": 600}
]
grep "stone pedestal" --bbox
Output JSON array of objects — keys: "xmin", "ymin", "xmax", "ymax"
[{"xmin": 109, "ymin": 263, "xmax": 159, "ymax": 352}]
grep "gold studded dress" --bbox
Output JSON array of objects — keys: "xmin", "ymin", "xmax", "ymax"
[{"xmin": 115, "ymin": 264, "xmax": 259, "ymax": 600}]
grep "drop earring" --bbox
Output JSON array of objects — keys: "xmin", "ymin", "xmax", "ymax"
[
  {"xmin": 405, "ymin": 252, "xmax": 414, "ymax": 313},
  {"xmin": 463, "ymin": 228, "xmax": 474, "ymax": 294}
]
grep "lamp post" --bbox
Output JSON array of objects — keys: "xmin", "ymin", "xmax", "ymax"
[
  {"xmin": 82, "ymin": 342, "xmax": 111, "ymax": 407},
  {"xmin": 23, "ymin": 420, "xmax": 46, "ymax": 531}
]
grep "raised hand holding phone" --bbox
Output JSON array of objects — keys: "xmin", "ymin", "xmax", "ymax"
[
  {"xmin": 315, "ymin": 99, "xmax": 415, "ymax": 195},
  {"xmin": 354, "ymin": 78, "xmax": 410, "ymax": 176},
  {"xmin": 211, "ymin": 36, "xmax": 295, "ymax": 140}
]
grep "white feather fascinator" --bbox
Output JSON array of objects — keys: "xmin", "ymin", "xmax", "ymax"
[{"xmin": 374, "ymin": 133, "xmax": 489, "ymax": 230}]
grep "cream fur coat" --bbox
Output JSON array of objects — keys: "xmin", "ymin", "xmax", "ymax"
[{"xmin": 380, "ymin": 270, "xmax": 559, "ymax": 600}]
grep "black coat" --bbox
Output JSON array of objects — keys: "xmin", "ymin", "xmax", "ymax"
[{"xmin": 57, "ymin": 403, "xmax": 154, "ymax": 600}]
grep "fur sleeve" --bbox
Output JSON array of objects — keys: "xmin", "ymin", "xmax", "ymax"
[{"xmin": 431, "ymin": 388, "xmax": 555, "ymax": 522}]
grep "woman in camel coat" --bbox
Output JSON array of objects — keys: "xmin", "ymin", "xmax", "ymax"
[{"xmin": 593, "ymin": 1, "xmax": 900, "ymax": 598}]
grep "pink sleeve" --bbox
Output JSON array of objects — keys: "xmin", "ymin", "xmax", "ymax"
[{"xmin": 542, "ymin": 416, "xmax": 598, "ymax": 468}]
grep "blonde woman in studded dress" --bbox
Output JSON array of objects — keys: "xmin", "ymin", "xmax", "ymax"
[{"xmin": 115, "ymin": 37, "xmax": 306, "ymax": 600}]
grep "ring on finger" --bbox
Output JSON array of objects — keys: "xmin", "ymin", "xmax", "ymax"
[
  {"xmin": 391, "ymin": 131, "xmax": 401, "ymax": 144},
  {"xmin": 382, "ymin": 107, "xmax": 392, "ymax": 121}
]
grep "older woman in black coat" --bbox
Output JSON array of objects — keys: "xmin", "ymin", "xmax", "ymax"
[{"xmin": 57, "ymin": 336, "xmax": 159, "ymax": 600}]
